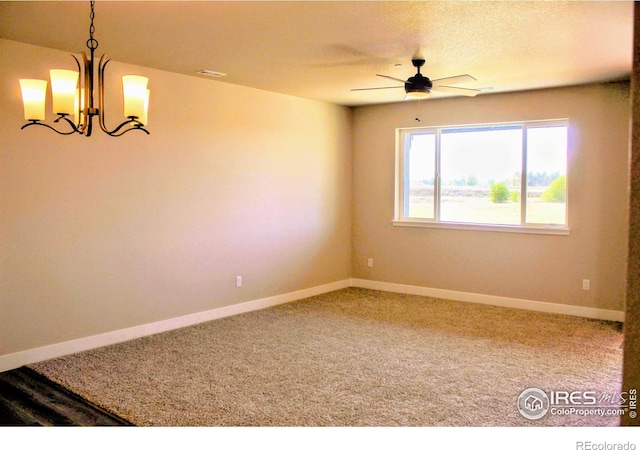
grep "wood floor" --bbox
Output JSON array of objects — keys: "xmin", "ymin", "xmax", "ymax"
[{"xmin": 0, "ymin": 367, "xmax": 132, "ymax": 426}]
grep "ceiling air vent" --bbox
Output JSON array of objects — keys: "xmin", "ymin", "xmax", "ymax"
[{"xmin": 196, "ymin": 70, "xmax": 227, "ymax": 78}]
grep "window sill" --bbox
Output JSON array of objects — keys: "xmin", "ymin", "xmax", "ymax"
[{"xmin": 391, "ymin": 220, "xmax": 570, "ymax": 235}]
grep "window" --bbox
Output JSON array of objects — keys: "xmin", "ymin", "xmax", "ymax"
[{"xmin": 395, "ymin": 120, "xmax": 568, "ymax": 233}]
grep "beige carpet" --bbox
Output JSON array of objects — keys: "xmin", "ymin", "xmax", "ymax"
[{"xmin": 30, "ymin": 288, "xmax": 624, "ymax": 426}]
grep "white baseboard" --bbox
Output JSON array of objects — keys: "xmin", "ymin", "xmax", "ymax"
[
  {"xmin": 0, "ymin": 279, "xmax": 352, "ymax": 373},
  {"xmin": 0, "ymin": 277, "xmax": 624, "ymax": 373},
  {"xmin": 351, "ymin": 278, "xmax": 625, "ymax": 323}
]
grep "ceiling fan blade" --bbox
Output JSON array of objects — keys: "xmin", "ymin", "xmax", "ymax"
[
  {"xmin": 431, "ymin": 74, "xmax": 477, "ymax": 86},
  {"xmin": 432, "ymin": 85, "xmax": 481, "ymax": 97},
  {"xmin": 351, "ymin": 86, "xmax": 405, "ymax": 92},
  {"xmin": 376, "ymin": 74, "xmax": 409, "ymax": 84}
]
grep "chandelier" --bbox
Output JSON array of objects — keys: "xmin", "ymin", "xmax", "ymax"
[{"xmin": 18, "ymin": 1, "xmax": 150, "ymax": 137}]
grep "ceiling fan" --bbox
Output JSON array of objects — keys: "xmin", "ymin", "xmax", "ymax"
[{"xmin": 352, "ymin": 58, "xmax": 481, "ymax": 99}]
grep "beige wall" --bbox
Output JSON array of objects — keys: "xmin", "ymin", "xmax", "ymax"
[
  {"xmin": 0, "ymin": 39, "xmax": 352, "ymax": 355},
  {"xmin": 352, "ymin": 83, "xmax": 630, "ymax": 311}
]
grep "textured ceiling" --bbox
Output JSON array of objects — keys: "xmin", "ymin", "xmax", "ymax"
[{"xmin": 0, "ymin": 1, "xmax": 634, "ymax": 107}]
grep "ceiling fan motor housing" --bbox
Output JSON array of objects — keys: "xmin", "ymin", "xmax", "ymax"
[{"xmin": 405, "ymin": 74, "xmax": 432, "ymax": 94}]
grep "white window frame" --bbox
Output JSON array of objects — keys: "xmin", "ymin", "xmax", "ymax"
[{"xmin": 393, "ymin": 119, "xmax": 570, "ymax": 235}]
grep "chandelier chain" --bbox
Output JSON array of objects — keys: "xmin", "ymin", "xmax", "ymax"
[{"xmin": 87, "ymin": 0, "xmax": 98, "ymax": 51}]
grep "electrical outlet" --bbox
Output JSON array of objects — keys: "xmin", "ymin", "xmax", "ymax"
[
  {"xmin": 582, "ymin": 279, "xmax": 590, "ymax": 290},
  {"xmin": 236, "ymin": 276, "xmax": 242, "ymax": 287},
  {"xmin": 367, "ymin": 258, "xmax": 374, "ymax": 268}
]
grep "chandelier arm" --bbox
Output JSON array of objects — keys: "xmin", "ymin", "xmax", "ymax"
[
  {"xmin": 20, "ymin": 120, "xmax": 79, "ymax": 136},
  {"xmin": 53, "ymin": 114, "xmax": 81, "ymax": 130},
  {"xmin": 105, "ymin": 118, "xmax": 150, "ymax": 137},
  {"xmin": 81, "ymin": 51, "xmax": 94, "ymax": 137},
  {"xmin": 97, "ymin": 54, "xmax": 110, "ymax": 135}
]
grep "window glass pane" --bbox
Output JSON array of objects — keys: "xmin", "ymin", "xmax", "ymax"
[
  {"xmin": 440, "ymin": 126, "xmax": 522, "ymax": 225},
  {"xmin": 525, "ymin": 126, "xmax": 567, "ymax": 225},
  {"xmin": 404, "ymin": 132, "xmax": 435, "ymax": 219}
]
